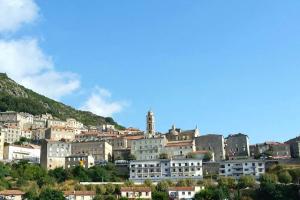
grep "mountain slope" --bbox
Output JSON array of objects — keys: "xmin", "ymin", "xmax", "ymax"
[{"xmin": 0, "ymin": 73, "xmax": 124, "ymax": 129}]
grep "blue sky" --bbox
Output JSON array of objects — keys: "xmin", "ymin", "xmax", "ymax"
[{"xmin": 1, "ymin": 0, "xmax": 300, "ymax": 143}]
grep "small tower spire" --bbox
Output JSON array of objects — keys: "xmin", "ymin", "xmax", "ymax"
[{"xmin": 146, "ymin": 110, "xmax": 155, "ymax": 137}]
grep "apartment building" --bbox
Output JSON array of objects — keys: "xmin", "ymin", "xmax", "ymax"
[
  {"xmin": 129, "ymin": 158, "xmax": 203, "ymax": 183},
  {"xmin": 4, "ymin": 125, "xmax": 21, "ymax": 144},
  {"xmin": 219, "ymin": 159, "xmax": 265, "ymax": 179},
  {"xmin": 130, "ymin": 135, "xmax": 167, "ymax": 160},
  {"xmin": 0, "ymin": 127, "xmax": 5, "ymax": 160},
  {"xmin": 45, "ymin": 126, "xmax": 76, "ymax": 141},
  {"xmin": 40, "ymin": 139, "xmax": 72, "ymax": 169},
  {"xmin": 71, "ymin": 141, "xmax": 112, "ymax": 162}
]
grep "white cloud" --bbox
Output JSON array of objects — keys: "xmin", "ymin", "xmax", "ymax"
[
  {"xmin": 0, "ymin": 38, "xmax": 80, "ymax": 99},
  {"xmin": 81, "ymin": 87, "xmax": 127, "ymax": 117},
  {"xmin": 0, "ymin": 0, "xmax": 39, "ymax": 33}
]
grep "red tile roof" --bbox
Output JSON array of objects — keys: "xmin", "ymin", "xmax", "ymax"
[
  {"xmin": 64, "ymin": 191, "xmax": 96, "ymax": 196},
  {"xmin": 0, "ymin": 190, "xmax": 25, "ymax": 195}
]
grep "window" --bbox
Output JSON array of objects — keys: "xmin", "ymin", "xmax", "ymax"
[
  {"xmin": 188, "ymin": 192, "xmax": 191, "ymax": 195},
  {"xmin": 182, "ymin": 192, "xmax": 185, "ymax": 195}
]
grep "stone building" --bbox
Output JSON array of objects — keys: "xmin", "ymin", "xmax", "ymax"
[
  {"xmin": 71, "ymin": 141, "xmax": 112, "ymax": 162},
  {"xmin": 195, "ymin": 134, "xmax": 225, "ymax": 161},
  {"xmin": 40, "ymin": 139, "xmax": 72, "ymax": 169},
  {"xmin": 285, "ymin": 136, "xmax": 300, "ymax": 158},
  {"xmin": 0, "ymin": 111, "xmax": 33, "ymax": 129},
  {"xmin": 251, "ymin": 142, "xmax": 291, "ymax": 159},
  {"xmin": 146, "ymin": 110, "xmax": 155, "ymax": 138},
  {"xmin": 165, "ymin": 125, "xmax": 199, "ymax": 141},
  {"xmin": 165, "ymin": 140, "xmax": 195, "ymax": 158},
  {"xmin": 45, "ymin": 126, "xmax": 76, "ymax": 141},
  {"xmin": 130, "ymin": 135, "xmax": 167, "ymax": 160},
  {"xmin": 65, "ymin": 154, "xmax": 95, "ymax": 169},
  {"xmin": 225, "ymin": 133, "xmax": 250, "ymax": 159}
]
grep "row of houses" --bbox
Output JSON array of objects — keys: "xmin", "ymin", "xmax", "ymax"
[{"xmin": 0, "ymin": 186, "xmax": 204, "ymax": 200}]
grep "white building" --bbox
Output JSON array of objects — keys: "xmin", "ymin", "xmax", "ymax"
[
  {"xmin": 219, "ymin": 159, "xmax": 265, "ymax": 179},
  {"xmin": 120, "ymin": 187, "xmax": 152, "ymax": 199},
  {"xmin": 64, "ymin": 191, "xmax": 96, "ymax": 200},
  {"xmin": 168, "ymin": 186, "xmax": 204, "ymax": 200},
  {"xmin": 0, "ymin": 190, "xmax": 25, "ymax": 200},
  {"xmin": 129, "ymin": 158, "xmax": 203, "ymax": 183},
  {"xmin": 3, "ymin": 144, "xmax": 40, "ymax": 163}
]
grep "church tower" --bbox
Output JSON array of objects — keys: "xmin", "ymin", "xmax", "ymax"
[{"xmin": 146, "ymin": 110, "xmax": 155, "ymax": 137}]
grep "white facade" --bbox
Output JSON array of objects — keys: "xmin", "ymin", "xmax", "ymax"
[
  {"xmin": 219, "ymin": 159, "xmax": 265, "ymax": 179},
  {"xmin": 66, "ymin": 118, "xmax": 84, "ymax": 129},
  {"xmin": 3, "ymin": 144, "xmax": 40, "ymax": 163},
  {"xmin": 120, "ymin": 187, "xmax": 151, "ymax": 199},
  {"xmin": 64, "ymin": 191, "xmax": 95, "ymax": 200},
  {"xmin": 129, "ymin": 158, "xmax": 203, "ymax": 183},
  {"xmin": 168, "ymin": 186, "xmax": 204, "ymax": 200}
]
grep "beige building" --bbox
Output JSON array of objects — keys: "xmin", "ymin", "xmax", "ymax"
[
  {"xmin": 165, "ymin": 125, "xmax": 199, "ymax": 141},
  {"xmin": 46, "ymin": 119, "xmax": 67, "ymax": 128},
  {"xmin": 31, "ymin": 128, "xmax": 47, "ymax": 140},
  {"xmin": 45, "ymin": 126, "xmax": 75, "ymax": 141},
  {"xmin": 71, "ymin": 141, "xmax": 112, "ymax": 162},
  {"xmin": 4, "ymin": 125, "xmax": 21, "ymax": 144},
  {"xmin": 0, "ymin": 127, "xmax": 5, "ymax": 160},
  {"xmin": 165, "ymin": 140, "xmax": 195, "ymax": 158},
  {"xmin": 40, "ymin": 139, "xmax": 72, "ymax": 169},
  {"xmin": 131, "ymin": 135, "xmax": 167, "ymax": 160},
  {"xmin": 0, "ymin": 111, "xmax": 33, "ymax": 129}
]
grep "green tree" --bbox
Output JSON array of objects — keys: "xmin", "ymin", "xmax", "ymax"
[
  {"xmin": 159, "ymin": 153, "xmax": 169, "ymax": 159},
  {"xmin": 156, "ymin": 180, "xmax": 169, "ymax": 192},
  {"xmin": 39, "ymin": 188, "xmax": 65, "ymax": 200},
  {"xmin": 278, "ymin": 171, "xmax": 292, "ymax": 184},
  {"xmin": 119, "ymin": 197, "xmax": 129, "ymax": 200},
  {"xmin": 152, "ymin": 191, "xmax": 169, "ymax": 200},
  {"xmin": 218, "ymin": 177, "xmax": 236, "ymax": 189},
  {"xmin": 71, "ymin": 166, "xmax": 90, "ymax": 181},
  {"xmin": 238, "ymin": 176, "xmax": 256, "ymax": 189},
  {"xmin": 127, "ymin": 154, "xmax": 136, "ymax": 161},
  {"xmin": 259, "ymin": 173, "xmax": 278, "ymax": 184},
  {"xmin": 203, "ymin": 152, "xmax": 213, "ymax": 162},
  {"xmin": 93, "ymin": 195, "xmax": 104, "ymax": 200},
  {"xmin": 48, "ymin": 167, "xmax": 70, "ymax": 183},
  {"xmin": 95, "ymin": 185, "xmax": 106, "ymax": 195},
  {"xmin": 105, "ymin": 183, "xmax": 116, "ymax": 194},
  {"xmin": 143, "ymin": 179, "xmax": 153, "ymax": 187},
  {"xmin": 124, "ymin": 180, "xmax": 134, "ymax": 186}
]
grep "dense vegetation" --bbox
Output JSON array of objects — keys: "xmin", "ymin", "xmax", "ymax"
[
  {"xmin": 0, "ymin": 73, "xmax": 124, "ymax": 129},
  {"xmin": 0, "ymin": 161, "xmax": 127, "ymax": 200}
]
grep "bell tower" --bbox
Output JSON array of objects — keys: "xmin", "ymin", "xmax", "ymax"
[{"xmin": 146, "ymin": 110, "xmax": 155, "ymax": 137}]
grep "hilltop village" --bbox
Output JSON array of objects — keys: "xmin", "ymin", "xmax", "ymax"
[{"xmin": 0, "ymin": 110, "xmax": 299, "ymax": 199}]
